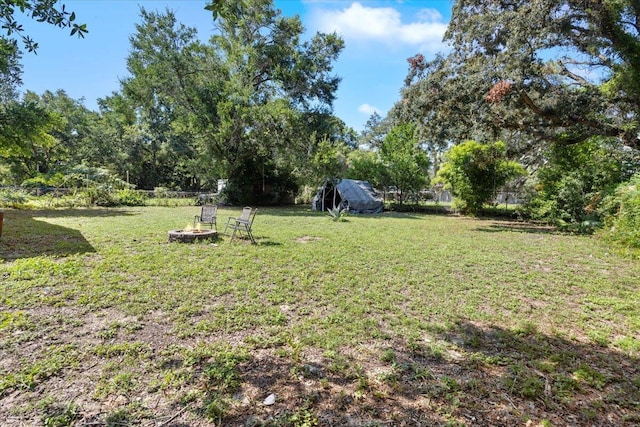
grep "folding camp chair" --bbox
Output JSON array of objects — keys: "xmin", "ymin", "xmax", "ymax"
[
  {"xmin": 224, "ymin": 206, "xmax": 257, "ymax": 244},
  {"xmin": 194, "ymin": 205, "xmax": 218, "ymax": 230}
]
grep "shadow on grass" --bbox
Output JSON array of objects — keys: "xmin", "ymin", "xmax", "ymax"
[
  {"xmin": 256, "ymin": 206, "xmax": 392, "ymax": 219},
  {"xmin": 3, "ymin": 317, "xmax": 638, "ymax": 425},
  {"xmin": 255, "ymin": 240, "xmax": 282, "ymax": 247},
  {"xmin": 252, "ymin": 205, "xmax": 442, "ymax": 220},
  {"xmin": 475, "ymin": 219, "xmax": 558, "ymax": 235},
  {"xmin": 211, "ymin": 321, "xmax": 640, "ymax": 426},
  {"xmin": 29, "ymin": 207, "xmax": 141, "ymax": 219},
  {"xmin": 249, "ymin": 206, "xmax": 321, "ymax": 218},
  {"xmin": 386, "ymin": 203, "xmax": 453, "ymax": 216},
  {"xmin": 221, "ymin": 238, "xmax": 282, "ymax": 246},
  {"xmin": 0, "ymin": 209, "xmax": 98, "ymax": 261}
]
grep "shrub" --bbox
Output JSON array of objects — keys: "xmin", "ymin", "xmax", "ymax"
[
  {"xmin": 600, "ymin": 174, "xmax": 640, "ymax": 248},
  {"xmin": 81, "ymin": 187, "xmax": 118, "ymax": 207},
  {"xmin": 116, "ymin": 189, "xmax": 147, "ymax": 206},
  {"xmin": 436, "ymin": 140, "xmax": 525, "ymax": 215},
  {"xmin": 36, "ymin": 193, "xmax": 90, "ymax": 209},
  {"xmin": 0, "ymin": 188, "xmax": 30, "ymax": 208},
  {"xmin": 522, "ymin": 137, "xmax": 640, "ymax": 227},
  {"xmin": 153, "ymin": 187, "xmax": 170, "ymax": 199},
  {"xmin": 522, "ymin": 173, "xmax": 601, "ymax": 232},
  {"xmin": 21, "ymin": 176, "xmax": 49, "ymax": 188},
  {"xmin": 195, "ymin": 193, "xmax": 216, "ymax": 206},
  {"xmin": 295, "ymin": 185, "xmax": 317, "ymax": 205},
  {"xmin": 146, "ymin": 197, "xmax": 192, "ymax": 207}
]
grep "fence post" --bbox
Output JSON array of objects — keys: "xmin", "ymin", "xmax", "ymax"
[{"xmin": 0, "ymin": 209, "xmax": 4, "ymax": 240}]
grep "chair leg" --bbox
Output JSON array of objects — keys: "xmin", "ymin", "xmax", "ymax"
[
  {"xmin": 244, "ymin": 224, "xmax": 255, "ymax": 244},
  {"xmin": 248, "ymin": 229, "xmax": 255, "ymax": 244}
]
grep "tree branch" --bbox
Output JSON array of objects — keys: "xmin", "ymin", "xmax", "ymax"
[{"xmin": 557, "ymin": 60, "xmax": 591, "ymax": 87}]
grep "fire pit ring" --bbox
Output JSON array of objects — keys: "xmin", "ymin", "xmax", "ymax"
[{"xmin": 168, "ymin": 229, "xmax": 217, "ymax": 243}]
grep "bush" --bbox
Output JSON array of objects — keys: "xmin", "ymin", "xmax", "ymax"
[
  {"xmin": 295, "ymin": 185, "xmax": 317, "ymax": 205},
  {"xmin": 29, "ymin": 193, "xmax": 89, "ymax": 209},
  {"xmin": 116, "ymin": 189, "xmax": 147, "ymax": 206},
  {"xmin": 77, "ymin": 188, "xmax": 147, "ymax": 207},
  {"xmin": 436, "ymin": 140, "xmax": 525, "ymax": 215},
  {"xmin": 521, "ymin": 173, "xmax": 601, "ymax": 232},
  {"xmin": 81, "ymin": 187, "xmax": 118, "ymax": 207},
  {"xmin": 195, "ymin": 193, "xmax": 217, "ymax": 206},
  {"xmin": 21, "ymin": 176, "xmax": 49, "ymax": 188},
  {"xmin": 153, "ymin": 187, "xmax": 170, "ymax": 199},
  {"xmin": 146, "ymin": 197, "xmax": 192, "ymax": 207},
  {"xmin": 600, "ymin": 174, "xmax": 640, "ymax": 248},
  {"xmin": 0, "ymin": 188, "xmax": 30, "ymax": 208},
  {"xmin": 521, "ymin": 138, "xmax": 640, "ymax": 228}
]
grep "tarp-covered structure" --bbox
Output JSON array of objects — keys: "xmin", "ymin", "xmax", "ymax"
[{"xmin": 312, "ymin": 179, "xmax": 383, "ymax": 214}]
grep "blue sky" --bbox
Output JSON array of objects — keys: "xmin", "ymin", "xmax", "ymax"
[{"xmin": 18, "ymin": 0, "xmax": 453, "ymax": 131}]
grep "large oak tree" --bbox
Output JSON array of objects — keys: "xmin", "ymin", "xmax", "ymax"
[
  {"xmin": 399, "ymin": 0, "xmax": 640, "ymax": 151},
  {"xmin": 119, "ymin": 0, "xmax": 345, "ymax": 200}
]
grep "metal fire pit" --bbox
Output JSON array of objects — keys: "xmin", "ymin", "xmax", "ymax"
[{"xmin": 168, "ymin": 229, "xmax": 217, "ymax": 243}]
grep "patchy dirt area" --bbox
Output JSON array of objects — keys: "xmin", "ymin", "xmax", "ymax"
[
  {"xmin": 2, "ymin": 308, "xmax": 639, "ymax": 426},
  {"xmin": 294, "ymin": 236, "xmax": 323, "ymax": 244}
]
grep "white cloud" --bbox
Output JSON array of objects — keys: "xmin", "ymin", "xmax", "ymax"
[
  {"xmin": 417, "ymin": 8, "xmax": 443, "ymax": 23},
  {"xmin": 311, "ymin": 2, "xmax": 447, "ymax": 52},
  {"xmin": 358, "ymin": 103, "xmax": 379, "ymax": 115}
]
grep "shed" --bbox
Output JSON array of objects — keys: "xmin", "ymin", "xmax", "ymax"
[{"xmin": 312, "ymin": 179, "xmax": 383, "ymax": 214}]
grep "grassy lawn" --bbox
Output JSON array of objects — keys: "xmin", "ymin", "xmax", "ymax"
[{"xmin": 1, "ymin": 205, "xmax": 639, "ymax": 426}]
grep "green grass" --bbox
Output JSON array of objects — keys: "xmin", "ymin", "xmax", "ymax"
[{"xmin": 1, "ymin": 205, "xmax": 639, "ymax": 426}]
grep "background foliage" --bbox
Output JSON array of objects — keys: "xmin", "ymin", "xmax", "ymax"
[
  {"xmin": 436, "ymin": 140, "xmax": 525, "ymax": 214},
  {"xmin": 2, "ymin": 0, "xmax": 640, "ymax": 241},
  {"xmin": 601, "ymin": 173, "xmax": 640, "ymax": 248}
]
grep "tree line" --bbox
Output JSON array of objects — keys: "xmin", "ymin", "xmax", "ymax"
[
  {"xmin": 2, "ymin": 0, "xmax": 640, "ymax": 245},
  {"xmin": 391, "ymin": 0, "xmax": 640, "ymax": 232},
  {"xmin": 0, "ymin": 1, "xmax": 439, "ymax": 206}
]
